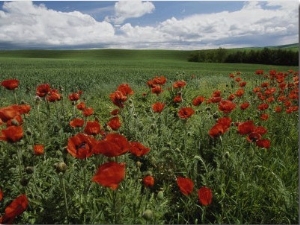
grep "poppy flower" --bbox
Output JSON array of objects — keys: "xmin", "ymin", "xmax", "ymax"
[
  {"xmin": 68, "ymin": 92, "xmax": 81, "ymax": 101},
  {"xmin": 69, "ymin": 118, "xmax": 85, "ymax": 128},
  {"xmin": 173, "ymin": 80, "xmax": 186, "ymax": 89},
  {"xmin": 107, "ymin": 116, "xmax": 121, "ymax": 131},
  {"xmin": 258, "ymin": 103, "xmax": 269, "ymax": 111},
  {"xmin": 7, "ymin": 115, "xmax": 24, "ymax": 128},
  {"xmin": 192, "ymin": 96, "xmax": 205, "ymax": 106},
  {"xmin": 239, "ymin": 81, "xmax": 247, "ymax": 87},
  {"xmin": 237, "ymin": 121, "xmax": 255, "ymax": 135},
  {"xmin": 1, "ymin": 79, "xmax": 19, "ymax": 90},
  {"xmin": 208, "ymin": 123, "xmax": 225, "ymax": 138},
  {"xmin": 198, "ymin": 186, "xmax": 213, "ymax": 206},
  {"xmin": 212, "ymin": 90, "xmax": 221, "ymax": 97},
  {"xmin": 235, "ymin": 77, "xmax": 241, "ymax": 82},
  {"xmin": 0, "ymin": 106, "xmax": 19, "ymax": 122},
  {"xmin": 217, "ymin": 117, "xmax": 232, "ymax": 130},
  {"xmin": 16, "ymin": 104, "xmax": 31, "ymax": 115},
  {"xmin": 173, "ymin": 95, "xmax": 182, "ymax": 103},
  {"xmin": 46, "ymin": 89, "xmax": 61, "ymax": 102},
  {"xmin": 117, "ymin": 83, "xmax": 134, "ymax": 96},
  {"xmin": 82, "ymin": 107, "xmax": 94, "ymax": 117},
  {"xmin": 235, "ymin": 89, "xmax": 244, "ymax": 97},
  {"xmin": 33, "ymin": 144, "xmax": 44, "ymax": 155},
  {"xmin": 253, "ymin": 126, "xmax": 267, "ymax": 135},
  {"xmin": 151, "ymin": 85, "xmax": 163, "ymax": 95},
  {"xmin": 143, "ymin": 175, "xmax": 155, "ymax": 188},
  {"xmin": 152, "ymin": 76, "xmax": 167, "ymax": 85},
  {"xmin": 286, "ymin": 105, "xmax": 298, "ymax": 114},
  {"xmin": 178, "ymin": 107, "xmax": 194, "ymax": 119},
  {"xmin": 93, "ymin": 133, "xmax": 129, "ymax": 157},
  {"xmin": 218, "ymin": 100, "xmax": 236, "ymax": 114},
  {"xmin": 84, "ymin": 120, "xmax": 101, "ymax": 136},
  {"xmin": 255, "ymin": 69, "xmax": 264, "ymax": 75},
  {"xmin": 129, "ymin": 141, "xmax": 150, "ymax": 157},
  {"xmin": 256, "ymin": 139, "xmax": 271, "ymax": 149},
  {"xmin": 260, "ymin": 113, "xmax": 269, "ymax": 121},
  {"xmin": 67, "ymin": 133, "xmax": 96, "ymax": 159},
  {"xmin": 0, "ymin": 189, "xmax": 3, "ymax": 201},
  {"xmin": 210, "ymin": 96, "xmax": 222, "ymax": 103},
  {"xmin": 227, "ymin": 94, "xmax": 235, "ymax": 101},
  {"xmin": 36, "ymin": 83, "xmax": 51, "ymax": 97},
  {"xmin": 0, "ymin": 194, "xmax": 28, "ymax": 224},
  {"xmin": 110, "ymin": 109, "xmax": 119, "ymax": 115},
  {"xmin": 246, "ymin": 132, "xmax": 262, "ymax": 143},
  {"xmin": 176, "ymin": 177, "xmax": 194, "ymax": 196},
  {"xmin": 152, "ymin": 102, "xmax": 165, "ymax": 113},
  {"xmin": 110, "ymin": 91, "xmax": 127, "ymax": 108},
  {"xmin": 0, "ymin": 126, "xmax": 23, "ymax": 142},
  {"xmin": 92, "ymin": 161, "xmax": 125, "ymax": 190},
  {"xmin": 274, "ymin": 106, "xmax": 282, "ymax": 113},
  {"xmin": 240, "ymin": 102, "xmax": 250, "ymax": 110},
  {"xmin": 76, "ymin": 102, "xmax": 86, "ymax": 111}
]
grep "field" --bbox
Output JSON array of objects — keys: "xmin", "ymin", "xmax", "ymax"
[{"xmin": 0, "ymin": 49, "xmax": 298, "ymax": 224}]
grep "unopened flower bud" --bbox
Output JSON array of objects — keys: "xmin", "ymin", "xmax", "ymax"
[
  {"xmin": 25, "ymin": 166, "xmax": 34, "ymax": 174},
  {"xmin": 157, "ymin": 191, "xmax": 164, "ymax": 200},
  {"xmin": 20, "ymin": 177, "xmax": 29, "ymax": 186},
  {"xmin": 26, "ymin": 128, "xmax": 32, "ymax": 136},
  {"xmin": 136, "ymin": 161, "xmax": 142, "ymax": 168},
  {"xmin": 54, "ymin": 162, "xmax": 67, "ymax": 173},
  {"xmin": 142, "ymin": 209, "xmax": 153, "ymax": 220}
]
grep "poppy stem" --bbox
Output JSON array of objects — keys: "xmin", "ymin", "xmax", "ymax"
[{"xmin": 59, "ymin": 175, "xmax": 70, "ymax": 222}]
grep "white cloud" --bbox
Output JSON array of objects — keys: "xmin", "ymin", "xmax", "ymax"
[
  {"xmin": 0, "ymin": 1, "xmax": 115, "ymax": 46},
  {"xmin": 0, "ymin": 1, "xmax": 298, "ymax": 50},
  {"xmin": 106, "ymin": 0, "xmax": 155, "ymax": 24}
]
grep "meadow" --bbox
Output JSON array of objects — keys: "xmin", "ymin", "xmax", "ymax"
[{"xmin": 0, "ymin": 49, "xmax": 298, "ymax": 224}]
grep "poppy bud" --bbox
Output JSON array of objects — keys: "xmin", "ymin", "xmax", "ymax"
[
  {"xmin": 11, "ymin": 119, "xmax": 20, "ymax": 126},
  {"xmin": 150, "ymin": 124, "xmax": 156, "ymax": 129},
  {"xmin": 136, "ymin": 161, "xmax": 142, "ymax": 168},
  {"xmin": 26, "ymin": 128, "xmax": 32, "ymax": 136},
  {"xmin": 224, "ymin": 151, "xmax": 230, "ymax": 159},
  {"xmin": 142, "ymin": 209, "xmax": 153, "ymax": 220},
  {"xmin": 133, "ymin": 113, "xmax": 137, "ymax": 118},
  {"xmin": 213, "ymin": 113, "xmax": 219, "ymax": 119},
  {"xmin": 20, "ymin": 177, "xmax": 29, "ymax": 186},
  {"xmin": 166, "ymin": 142, "xmax": 172, "ymax": 147},
  {"xmin": 54, "ymin": 162, "xmax": 67, "ymax": 173},
  {"xmin": 157, "ymin": 191, "xmax": 164, "ymax": 200},
  {"xmin": 25, "ymin": 166, "xmax": 34, "ymax": 174}
]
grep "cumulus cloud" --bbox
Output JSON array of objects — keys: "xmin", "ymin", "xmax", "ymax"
[
  {"xmin": 0, "ymin": 1, "xmax": 115, "ymax": 46},
  {"xmin": 105, "ymin": 0, "xmax": 155, "ymax": 25},
  {"xmin": 0, "ymin": 1, "xmax": 298, "ymax": 49}
]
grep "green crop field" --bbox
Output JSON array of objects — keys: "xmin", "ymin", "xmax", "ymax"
[{"xmin": 0, "ymin": 49, "xmax": 298, "ymax": 224}]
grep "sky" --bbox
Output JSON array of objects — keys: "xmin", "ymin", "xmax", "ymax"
[{"xmin": 0, "ymin": 0, "xmax": 298, "ymax": 50}]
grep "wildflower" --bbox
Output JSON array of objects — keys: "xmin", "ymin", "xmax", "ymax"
[
  {"xmin": 152, "ymin": 102, "xmax": 165, "ymax": 113},
  {"xmin": 0, "ymin": 194, "xmax": 28, "ymax": 224},
  {"xmin": 239, "ymin": 81, "xmax": 247, "ymax": 87},
  {"xmin": 93, "ymin": 133, "xmax": 129, "ymax": 157},
  {"xmin": 143, "ymin": 175, "xmax": 155, "ymax": 188},
  {"xmin": 173, "ymin": 95, "xmax": 182, "ymax": 103},
  {"xmin": 192, "ymin": 96, "xmax": 205, "ymax": 106},
  {"xmin": 227, "ymin": 94, "xmax": 235, "ymax": 101},
  {"xmin": 274, "ymin": 106, "xmax": 282, "ymax": 113},
  {"xmin": 1, "ymin": 79, "xmax": 19, "ymax": 90},
  {"xmin": 33, "ymin": 144, "xmax": 44, "ymax": 156},
  {"xmin": 235, "ymin": 89, "xmax": 244, "ymax": 97},
  {"xmin": 198, "ymin": 186, "xmax": 213, "ymax": 206},
  {"xmin": 151, "ymin": 85, "xmax": 163, "ymax": 95},
  {"xmin": 110, "ymin": 90, "xmax": 127, "ymax": 108},
  {"xmin": 218, "ymin": 100, "xmax": 236, "ymax": 114},
  {"xmin": 0, "ymin": 189, "xmax": 3, "ymax": 201},
  {"xmin": 82, "ymin": 107, "xmax": 94, "ymax": 117},
  {"xmin": 92, "ymin": 162, "xmax": 125, "ymax": 190},
  {"xmin": 237, "ymin": 121, "xmax": 255, "ymax": 135},
  {"xmin": 36, "ymin": 83, "xmax": 51, "ymax": 97},
  {"xmin": 46, "ymin": 89, "xmax": 61, "ymax": 102},
  {"xmin": 117, "ymin": 83, "xmax": 134, "ymax": 96},
  {"xmin": 152, "ymin": 76, "xmax": 167, "ymax": 85},
  {"xmin": 110, "ymin": 109, "xmax": 119, "ymax": 115},
  {"xmin": 68, "ymin": 92, "xmax": 81, "ymax": 101},
  {"xmin": 0, "ymin": 106, "xmax": 19, "ymax": 122},
  {"xmin": 76, "ymin": 102, "xmax": 86, "ymax": 111},
  {"xmin": 129, "ymin": 141, "xmax": 150, "ymax": 157},
  {"xmin": 173, "ymin": 80, "xmax": 186, "ymax": 89},
  {"xmin": 0, "ymin": 126, "xmax": 23, "ymax": 142},
  {"xmin": 178, "ymin": 107, "xmax": 194, "ymax": 119},
  {"xmin": 107, "ymin": 116, "xmax": 121, "ymax": 130},
  {"xmin": 260, "ymin": 113, "xmax": 269, "ymax": 121},
  {"xmin": 67, "ymin": 133, "xmax": 96, "ymax": 159},
  {"xmin": 69, "ymin": 118, "xmax": 85, "ymax": 128},
  {"xmin": 256, "ymin": 139, "xmax": 271, "ymax": 149},
  {"xmin": 84, "ymin": 120, "xmax": 101, "ymax": 136},
  {"xmin": 176, "ymin": 177, "xmax": 194, "ymax": 196},
  {"xmin": 258, "ymin": 103, "xmax": 269, "ymax": 111},
  {"xmin": 208, "ymin": 123, "xmax": 225, "ymax": 138},
  {"xmin": 240, "ymin": 102, "xmax": 250, "ymax": 110},
  {"xmin": 246, "ymin": 132, "xmax": 261, "ymax": 143}
]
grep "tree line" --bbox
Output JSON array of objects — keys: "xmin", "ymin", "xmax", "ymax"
[{"xmin": 187, "ymin": 47, "xmax": 298, "ymax": 66}]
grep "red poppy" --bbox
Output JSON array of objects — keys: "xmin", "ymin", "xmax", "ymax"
[
  {"xmin": 261, "ymin": 82, "xmax": 269, "ymax": 88},
  {"xmin": 246, "ymin": 132, "xmax": 262, "ymax": 143},
  {"xmin": 69, "ymin": 118, "xmax": 85, "ymax": 128},
  {"xmin": 151, "ymin": 85, "xmax": 163, "ymax": 95},
  {"xmin": 256, "ymin": 139, "xmax": 271, "ymax": 149},
  {"xmin": 237, "ymin": 121, "xmax": 255, "ymax": 135},
  {"xmin": 82, "ymin": 107, "xmax": 94, "ymax": 117},
  {"xmin": 16, "ymin": 104, "xmax": 31, "ymax": 115},
  {"xmin": 0, "ymin": 194, "xmax": 28, "ymax": 224},
  {"xmin": 1, "ymin": 79, "xmax": 19, "ymax": 90},
  {"xmin": 264, "ymin": 87, "xmax": 276, "ymax": 96},
  {"xmin": 217, "ymin": 117, "xmax": 232, "ymax": 130},
  {"xmin": 93, "ymin": 133, "xmax": 129, "ymax": 157},
  {"xmin": 253, "ymin": 126, "xmax": 267, "ymax": 135},
  {"xmin": 212, "ymin": 90, "xmax": 221, "ymax": 97},
  {"xmin": 110, "ymin": 91, "xmax": 127, "ymax": 108},
  {"xmin": 143, "ymin": 175, "xmax": 155, "ymax": 188},
  {"xmin": 152, "ymin": 76, "xmax": 167, "ymax": 85},
  {"xmin": 239, "ymin": 81, "xmax": 247, "ymax": 87},
  {"xmin": 192, "ymin": 96, "xmax": 205, "ymax": 106},
  {"xmin": 257, "ymin": 103, "xmax": 269, "ymax": 111},
  {"xmin": 84, "ymin": 120, "xmax": 101, "ymax": 136},
  {"xmin": 68, "ymin": 92, "xmax": 81, "ymax": 101},
  {"xmin": 286, "ymin": 105, "xmax": 298, "ymax": 114},
  {"xmin": 36, "ymin": 83, "xmax": 51, "ymax": 97},
  {"xmin": 178, "ymin": 107, "xmax": 194, "ymax": 119},
  {"xmin": 152, "ymin": 102, "xmax": 165, "ymax": 113},
  {"xmin": 129, "ymin": 141, "xmax": 150, "ymax": 157},
  {"xmin": 0, "ymin": 106, "xmax": 19, "ymax": 122},
  {"xmin": 0, "ymin": 189, "xmax": 3, "ymax": 201},
  {"xmin": 274, "ymin": 106, "xmax": 282, "ymax": 113},
  {"xmin": 198, "ymin": 186, "xmax": 213, "ymax": 206},
  {"xmin": 107, "ymin": 116, "xmax": 121, "ymax": 130},
  {"xmin": 46, "ymin": 89, "xmax": 61, "ymax": 102},
  {"xmin": 227, "ymin": 94, "xmax": 235, "ymax": 101},
  {"xmin": 235, "ymin": 89, "xmax": 244, "ymax": 97},
  {"xmin": 173, "ymin": 80, "xmax": 186, "ymax": 89},
  {"xmin": 33, "ymin": 144, "xmax": 44, "ymax": 155},
  {"xmin": 0, "ymin": 126, "xmax": 23, "ymax": 142},
  {"xmin": 260, "ymin": 113, "xmax": 269, "ymax": 121},
  {"xmin": 176, "ymin": 177, "xmax": 194, "ymax": 196},
  {"xmin": 235, "ymin": 77, "xmax": 241, "ymax": 82},
  {"xmin": 218, "ymin": 100, "xmax": 236, "ymax": 114},
  {"xmin": 209, "ymin": 96, "xmax": 222, "ymax": 103},
  {"xmin": 240, "ymin": 102, "xmax": 250, "ymax": 110},
  {"xmin": 255, "ymin": 69, "xmax": 264, "ymax": 75},
  {"xmin": 173, "ymin": 95, "xmax": 182, "ymax": 103},
  {"xmin": 92, "ymin": 162, "xmax": 125, "ymax": 190},
  {"xmin": 76, "ymin": 102, "xmax": 86, "ymax": 111},
  {"xmin": 67, "ymin": 133, "xmax": 96, "ymax": 159},
  {"xmin": 110, "ymin": 109, "xmax": 119, "ymax": 115},
  {"xmin": 208, "ymin": 123, "xmax": 225, "ymax": 138},
  {"xmin": 117, "ymin": 83, "xmax": 134, "ymax": 96}
]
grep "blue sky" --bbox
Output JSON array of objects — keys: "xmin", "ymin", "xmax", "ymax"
[{"xmin": 0, "ymin": 1, "xmax": 298, "ymax": 49}]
